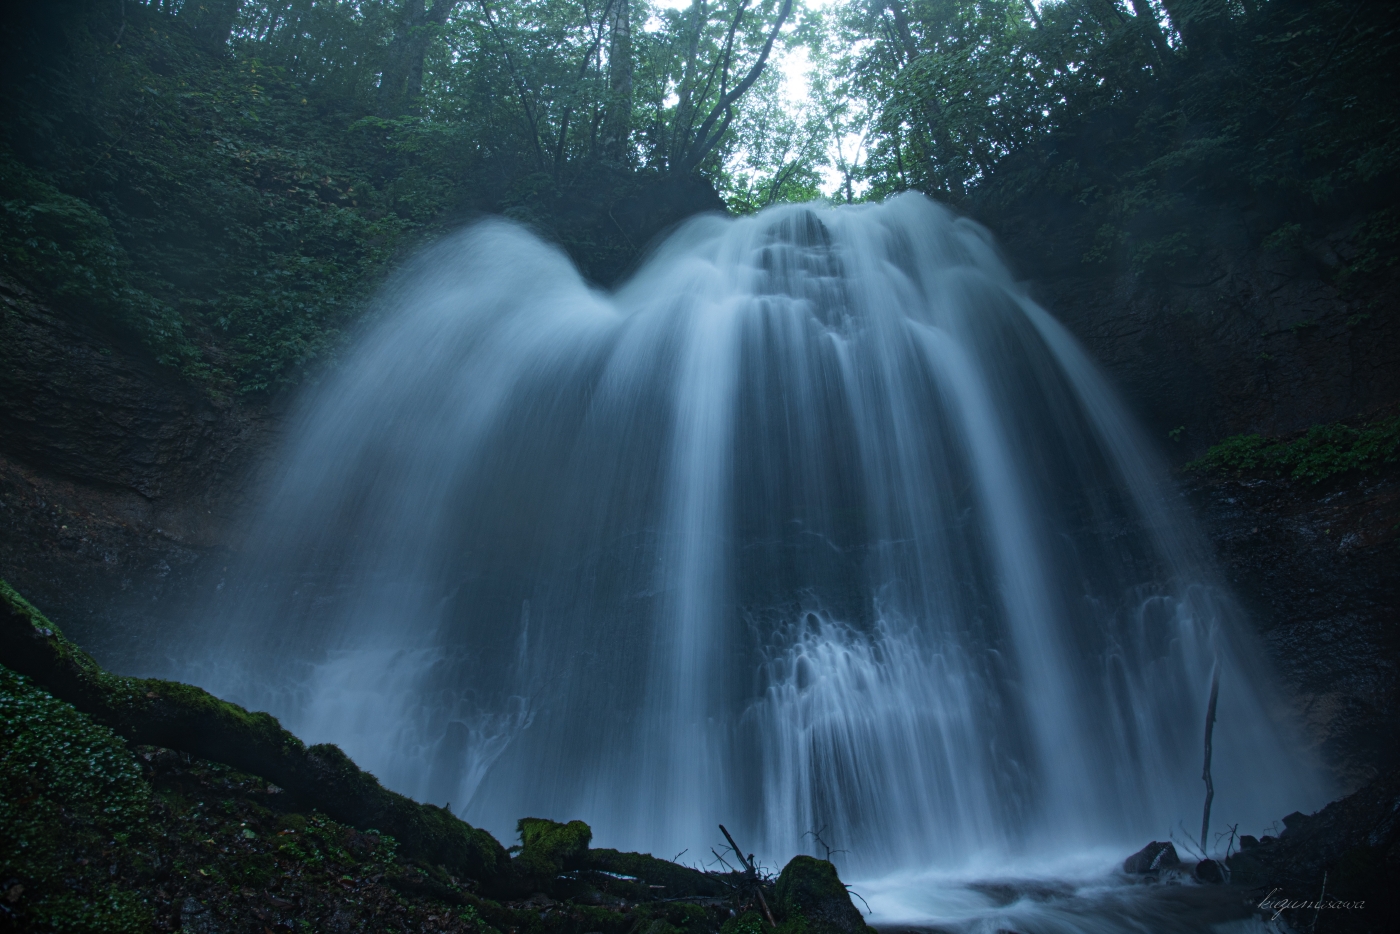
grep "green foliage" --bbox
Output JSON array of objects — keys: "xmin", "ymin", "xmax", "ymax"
[
  {"xmin": 0, "ymin": 0, "xmax": 799, "ymax": 398},
  {"xmin": 1261, "ymin": 222, "xmax": 1305, "ymax": 253},
  {"xmin": 1335, "ymin": 208, "xmax": 1400, "ymax": 293},
  {"xmin": 723, "ymin": 910, "xmax": 773, "ymax": 934},
  {"xmin": 723, "ymin": 67, "xmax": 829, "ymax": 214},
  {"xmin": 0, "ymin": 665, "xmax": 155, "ymax": 933},
  {"xmin": 1, "ymin": 6, "xmax": 434, "ymax": 393},
  {"xmin": 1187, "ymin": 415, "xmax": 1400, "ymax": 484},
  {"xmin": 826, "ymin": 0, "xmax": 1400, "ymax": 279},
  {"xmin": 0, "ymin": 148, "xmax": 192, "ymax": 366}
]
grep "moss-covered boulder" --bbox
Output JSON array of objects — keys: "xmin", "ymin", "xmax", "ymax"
[
  {"xmin": 773, "ymin": 856, "xmax": 870, "ymax": 934},
  {"xmin": 515, "ymin": 817, "xmax": 593, "ymax": 880}
]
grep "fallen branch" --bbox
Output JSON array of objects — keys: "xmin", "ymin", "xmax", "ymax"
[
  {"xmin": 1201, "ymin": 666, "xmax": 1221, "ymax": 854},
  {"xmin": 720, "ymin": 824, "xmax": 776, "ymax": 927}
]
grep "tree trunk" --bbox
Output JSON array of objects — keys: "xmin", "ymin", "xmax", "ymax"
[
  {"xmin": 185, "ymin": 0, "xmax": 241, "ymax": 52},
  {"xmin": 670, "ymin": 0, "xmax": 706, "ymax": 168},
  {"xmin": 673, "ymin": 0, "xmax": 791, "ymax": 174},
  {"xmin": 884, "ymin": 0, "xmax": 965, "ymax": 194},
  {"xmin": 379, "ymin": 0, "xmax": 459, "ymax": 117},
  {"xmin": 1128, "ymin": 0, "xmax": 1175, "ymax": 67},
  {"xmin": 1158, "ymin": 0, "xmax": 1224, "ymax": 56},
  {"xmin": 602, "ymin": 0, "xmax": 634, "ymax": 161}
]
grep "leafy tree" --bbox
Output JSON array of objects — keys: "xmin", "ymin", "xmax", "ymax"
[
  {"xmin": 815, "ymin": 0, "xmax": 1399, "ymax": 292},
  {"xmin": 0, "ymin": 0, "xmax": 822, "ymax": 396}
]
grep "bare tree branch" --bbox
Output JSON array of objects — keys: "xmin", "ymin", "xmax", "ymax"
[{"xmin": 676, "ymin": 0, "xmax": 793, "ymax": 172}]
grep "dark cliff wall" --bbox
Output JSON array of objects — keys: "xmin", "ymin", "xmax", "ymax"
[
  {"xmin": 997, "ymin": 207, "xmax": 1400, "ymax": 461},
  {"xmin": 0, "ymin": 277, "xmax": 269, "ymax": 654}
]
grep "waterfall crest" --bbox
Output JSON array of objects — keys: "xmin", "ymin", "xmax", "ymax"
[{"xmin": 178, "ymin": 194, "xmax": 1323, "ymax": 870}]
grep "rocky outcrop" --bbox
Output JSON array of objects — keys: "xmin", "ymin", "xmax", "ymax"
[
  {"xmin": 1227, "ymin": 766, "xmax": 1400, "ymax": 933},
  {"xmin": 0, "ymin": 279, "xmax": 255, "ymax": 501},
  {"xmin": 1183, "ymin": 466, "xmax": 1400, "ymax": 786},
  {"xmin": 986, "ymin": 193, "xmax": 1400, "ymax": 790},
  {"xmin": 995, "ymin": 207, "xmax": 1400, "ymax": 459},
  {"xmin": 0, "ymin": 647, "xmax": 806, "ymax": 934},
  {"xmin": 1123, "ymin": 841, "xmax": 1181, "ymax": 873}
]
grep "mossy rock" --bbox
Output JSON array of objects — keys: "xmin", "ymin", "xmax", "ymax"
[
  {"xmin": 515, "ymin": 817, "xmax": 592, "ymax": 880},
  {"xmin": 0, "ymin": 579, "xmax": 510, "ymax": 887},
  {"xmin": 774, "ymin": 856, "xmax": 871, "ymax": 934}
]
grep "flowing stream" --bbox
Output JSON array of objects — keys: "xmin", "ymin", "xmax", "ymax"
[{"xmin": 173, "ymin": 194, "xmax": 1322, "ymax": 928}]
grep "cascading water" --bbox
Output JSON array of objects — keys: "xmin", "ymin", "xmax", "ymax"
[{"xmin": 171, "ymin": 194, "xmax": 1322, "ymax": 891}]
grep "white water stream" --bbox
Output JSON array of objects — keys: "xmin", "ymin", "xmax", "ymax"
[{"xmin": 171, "ymin": 194, "xmax": 1323, "ymax": 930}]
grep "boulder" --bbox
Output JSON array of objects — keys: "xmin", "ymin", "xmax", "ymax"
[
  {"xmin": 1122, "ymin": 841, "xmax": 1181, "ymax": 873},
  {"xmin": 1280, "ymin": 811, "xmax": 1312, "ymax": 835},
  {"xmin": 1193, "ymin": 858, "xmax": 1226, "ymax": 884},
  {"xmin": 515, "ymin": 817, "xmax": 593, "ymax": 878},
  {"xmin": 774, "ymin": 856, "xmax": 870, "ymax": 934}
]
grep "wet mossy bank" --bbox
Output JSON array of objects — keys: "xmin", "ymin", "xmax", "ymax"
[{"xmin": 0, "ymin": 580, "xmax": 871, "ymax": 934}]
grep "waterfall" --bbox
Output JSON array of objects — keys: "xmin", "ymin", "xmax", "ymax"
[{"xmin": 176, "ymin": 193, "xmax": 1322, "ymax": 872}]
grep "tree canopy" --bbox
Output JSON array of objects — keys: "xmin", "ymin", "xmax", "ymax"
[{"xmin": 1, "ymin": 0, "xmax": 1395, "ymax": 395}]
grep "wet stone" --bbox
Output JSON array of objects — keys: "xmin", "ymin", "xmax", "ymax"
[
  {"xmin": 1193, "ymin": 858, "xmax": 1226, "ymax": 884},
  {"xmin": 1122, "ymin": 841, "xmax": 1181, "ymax": 873},
  {"xmin": 180, "ymin": 897, "xmax": 219, "ymax": 934}
]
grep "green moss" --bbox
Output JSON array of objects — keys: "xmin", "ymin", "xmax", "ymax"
[
  {"xmin": 1186, "ymin": 415, "xmax": 1400, "ymax": 484},
  {"xmin": 1, "ymin": 577, "xmax": 309, "ymax": 749},
  {"xmin": 775, "ymin": 856, "xmax": 845, "ymax": 913},
  {"xmin": 514, "ymin": 817, "xmax": 592, "ymax": 880},
  {"xmin": 0, "ymin": 664, "xmax": 155, "ymax": 932},
  {"xmin": 0, "ymin": 149, "xmax": 192, "ymax": 369},
  {"xmin": 0, "ymin": 578, "xmax": 509, "ymax": 886},
  {"xmin": 773, "ymin": 857, "xmax": 869, "ymax": 934},
  {"xmin": 0, "ymin": 654, "xmax": 730, "ymax": 929},
  {"xmin": 722, "ymin": 909, "xmax": 771, "ymax": 934}
]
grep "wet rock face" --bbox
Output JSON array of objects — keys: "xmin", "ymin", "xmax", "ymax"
[
  {"xmin": 0, "ymin": 278, "xmax": 251, "ymax": 501},
  {"xmin": 774, "ymin": 856, "xmax": 869, "ymax": 934},
  {"xmin": 1184, "ymin": 468, "xmax": 1400, "ymax": 786},
  {"xmin": 988, "ymin": 200, "xmax": 1400, "ymax": 792},
  {"xmin": 179, "ymin": 896, "xmax": 218, "ymax": 934},
  {"xmin": 993, "ymin": 205, "xmax": 1400, "ymax": 455}
]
